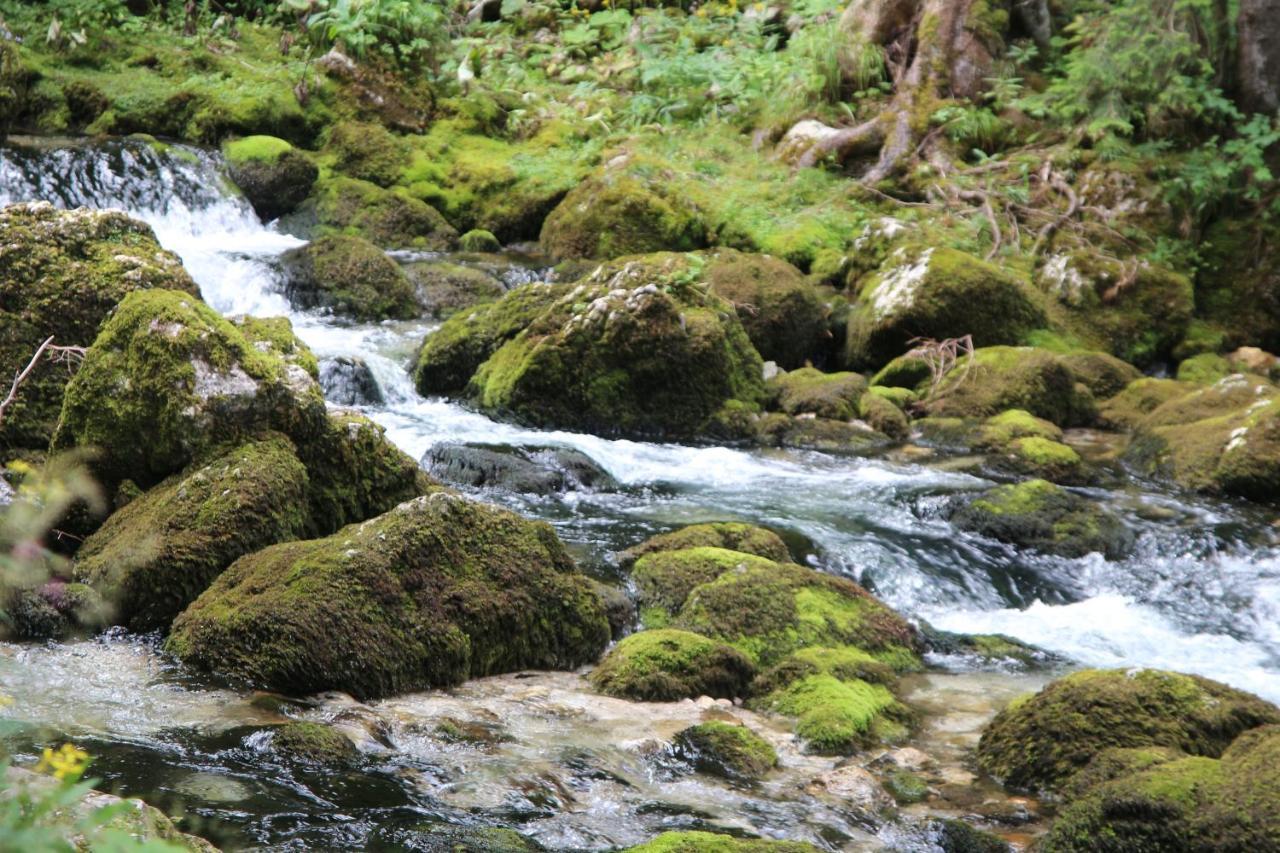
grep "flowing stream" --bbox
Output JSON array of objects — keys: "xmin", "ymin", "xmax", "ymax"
[{"xmin": 1, "ymin": 137, "xmax": 1278, "ymax": 851}]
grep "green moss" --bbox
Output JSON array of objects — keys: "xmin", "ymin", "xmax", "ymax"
[
  {"xmin": 870, "ymin": 354, "xmax": 932, "ymax": 390},
  {"xmin": 403, "ymin": 259, "xmax": 506, "ymax": 319},
  {"xmin": 168, "ymin": 492, "xmax": 610, "ymax": 699},
  {"xmin": 866, "ymin": 385, "xmax": 916, "ymax": 408},
  {"xmin": 954, "ymin": 479, "xmax": 1131, "ymax": 558},
  {"xmin": 976, "ymin": 668, "xmax": 1280, "ymax": 793},
  {"xmin": 324, "ymin": 120, "xmax": 406, "ymax": 188},
  {"xmin": 224, "ymin": 134, "xmax": 293, "ymax": 165},
  {"xmin": 588, "ymin": 628, "xmax": 757, "ymax": 701},
  {"xmin": 310, "ymin": 175, "xmax": 458, "ymax": 250},
  {"xmin": 858, "ymin": 391, "xmax": 910, "ymax": 440},
  {"xmin": 1058, "ymin": 352, "xmax": 1143, "ymax": 399},
  {"xmin": 975, "ymin": 409, "xmax": 1063, "ymax": 448},
  {"xmin": 885, "ymin": 770, "xmax": 929, "ymax": 804},
  {"xmin": 623, "ymin": 831, "xmax": 818, "ymax": 852},
  {"xmin": 750, "ymin": 645, "xmax": 900, "ymax": 696},
  {"xmin": 540, "ymin": 171, "xmax": 707, "ymax": 261},
  {"xmin": 72, "ymin": 434, "xmax": 311, "ymax": 633},
  {"xmin": 673, "ymin": 721, "xmax": 778, "ymax": 779},
  {"xmin": 232, "ymin": 315, "xmax": 320, "ymax": 378},
  {"xmin": 769, "ymin": 368, "xmax": 867, "ymax": 421},
  {"xmin": 272, "ymin": 721, "xmax": 358, "ymax": 764},
  {"xmin": 1097, "ymin": 377, "xmax": 1196, "ymax": 429},
  {"xmin": 224, "ymin": 135, "xmax": 317, "ymax": 221},
  {"xmin": 761, "ymin": 674, "xmax": 910, "ymax": 754},
  {"xmin": 702, "ymin": 249, "xmax": 827, "ymax": 369},
  {"xmin": 620, "ymin": 522, "xmax": 792, "ymax": 568},
  {"xmin": 1192, "ymin": 217, "xmax": 1280, "ymax": 352},
  {"xmin": 1176, "ymin": 352, "xmax": 1231, "ymax": 385},
  {"xmin": 0, "ymin": 204, "xmax": 199, "ymax": 452},
  {"xmin": 926, "ymin": 347, "xmax": 1097, "ymax": 427},
  {"xmin": 633, "ymin": 547, "xmax": 779, "ymax": 623},
  {"xmin": 459, "ymin": 228, "xmax": 502, "ymax": 253},
  {"xmin": 280, "ymin": 234, "xmax": 418, "ymax": 321}
]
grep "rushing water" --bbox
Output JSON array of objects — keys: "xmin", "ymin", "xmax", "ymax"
[{"xmin": 1, "ymin": 136, "xmax": 1278, "ymax": 850}]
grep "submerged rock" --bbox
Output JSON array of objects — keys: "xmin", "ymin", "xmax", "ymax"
[
  {"xmin": 673, "ymin": 720, "xmax": 778, "ymax": 780},
  {"xmin": 975, "ymin": 668, "xmax": 1280, "ymax": 793},
  {"xmin": 271, "ymin": 721, "xmax": 359, "ymax": 765},
  {"xmin": 224, "ymin": 135, "xmax": 317, "ymax": 222},
  {"xmin": 952, "ymin": 479, "xmax": 1132, "ymax": 559},
  {"xmin": 167, "ymin": 492, "xmax": 610, "ymax": 699},
  {"xmin": 0, "ymin": 202, "xmax": 199, "ymax": 452},
  {"xmin": 318, "ymin": 356, "xmax": 384, "ymax": 406},
  {"xmin": 279, "ymin": 234, "xmax": 418, "ymax": 321},
  {"xmin": 589, "ymin": 629, "xmax": 757, "ymax": 702},
  {"xmin": 422, "ymin": 442, "xmax": 617, "ymax": 494}
]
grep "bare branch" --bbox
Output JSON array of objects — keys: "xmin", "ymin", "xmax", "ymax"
[{"xmin": 0, "ymin": 337, "xmax": 88, "ymax": 427}]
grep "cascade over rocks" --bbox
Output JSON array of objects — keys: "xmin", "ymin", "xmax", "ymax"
[{"xmin": 422, "ymin": 442, "xmax": 618, "ymax": 494}]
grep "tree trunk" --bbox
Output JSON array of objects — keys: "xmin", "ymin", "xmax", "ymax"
[{"xmin": 1238, "ymin": 0, "xmax": 1280, "ymax": 114}]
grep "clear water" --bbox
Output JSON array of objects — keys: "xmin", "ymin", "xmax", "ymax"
[{"xmin": 1, "ymin": 137, "xmax": 1278, "ymax": 850}]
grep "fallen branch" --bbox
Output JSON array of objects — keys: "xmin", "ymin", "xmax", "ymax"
[{"xmin": 0, "ymin": 337, "xmax": 87, "ymax": 428}]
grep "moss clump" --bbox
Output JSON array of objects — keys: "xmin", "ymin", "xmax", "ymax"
[
  {"xmin": 72, "ymin": 434, "xmax": 310, "ymax": 633},
  {"xmin": 459, "ymin": 228, "xmax": 501, "ymax": 253},
  {"xmin": 1097, "ymin": 377, "xmax": 1196, "ymax": 429},
  {"xmin": 623, "ymin": 832, "xmax": 818, "ymax": 852},
  {"xmin": 871, "ymin": 354, "xmax": 933, "ymax": 389},
  {"xmin": 845, "ymin": 247, "xmax": 1045, "ymax": 370},
  {"xmin": 633, "ymin": 547, "xmax": 779, "ymax": 625},
  {"xmin": 976, "ymin": 668, "xmax": 1280, "ymax": 793},
  {"xmin": 0, "ymin": 203, "xmax": 199, "ymax": 452},
  {"xmin": 975, "ymin": 409, "xmax": 1063, "ymax": 448},
  {"xmin": 1005, "ymin": 436, "xmax": 1085, "ymax": 482},
  {"xmin": 403, "ymin": 259, "xmax": 505, "ymax": 318},
  {"xmin": 926, "ymin": 347, "xmax": 1097, "ymax": 427},
  {"xmin": 232, "ymin": 315, "xmax": 320, "ymax": 378},
  {"xmin": 953, "ymin": 479, "xmax": 1131, "ymax": 558},
  {"xmin": 272, "ymin": 721, "xmax": 358, "ymax": 765},
  {"xmin": 279, "ymin": 234, "xmax": 418, "ymax": 321},
  {"xmin": 702, "ymin": 249, "xmax": 827, "ymax": 369},
  {"xmin": 309, "ymin": 175, "xmax": 458, "ymax": 250},
  {"xmin": 673, "ymin": 721, "xmax": 778, "ymax": 779},
  {"xmin": 1058, "ymin": 351, "xmax": 1143, "ymax": 399},
  {"xmin": 539, "ymin": 171, "xmax": 707, "ymax": 261},
  {"xmin": 769, "ymin": 368, "xmax": 867, "ymax": 421},
  {"xmin": 463, "ymin": 254, "xmax": 766, "ymax": 438},
  {"xmin": 858, "ymin": 391, "xmax": 910, "ymax": 440},
  {"xmin": 168, "ymin": 492, "xmax": 610, "ymax": 699},
  {"xmin": 620, "ymin": 522, "xmax": 792, "ymax": 568},
  {"xmin": 588, "ymin": 628, "xmax": 757, "ymax": 701},
  {"xmin": 1176, "ymin": 352, "xmax": 1232, "ymax": 385},
  {"xmin": 324, "ymin": 120, "xmax": 406, "ymax": 188},
  {"xmin": 760, "ymin": 673, "xmax": 911, "ymax": 754},
  {"xmin": 52, "ymin": 289, "xmax": 327, "ymax": 488},
  {"xmin": 224, "ymin": 135, "xmax": 317, "ymax": 222}
]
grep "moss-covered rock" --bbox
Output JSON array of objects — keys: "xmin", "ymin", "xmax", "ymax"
[
  {"xmin": 72, "ymin": 434, "xmax": 311, "ymax": 633},
  {"xmin": 1000, "ymin": 436, "xmax": 1086, "ymax": 482},
  {"xmin": 753, "ymin": 413, "xmax": 894, "ymax": 453},
  {"xmin": 925, "ymin": 347, "xmax": 1097, "ymax": 427},
  {"xmin": 52, "ymin": 290, "xmax": 326, "ymax": 488},
  {"xmin": 768, "ymin": 368, "xmax": 867, "ymax": 420},
  {"xmin": 858, "ymin": 391, "xmax": 910, "ymax": 440},
  {"xmin": 324, "ymin": 120, "xmax": 406, "ymax": 188},
  {"xmin": 403, "ymin": 259, "xmax": 505, "ymax": 318},
  {"xmin": 919, "ymin": 623, "xmax": 1063, "ymax": 669},
  {"xmin": 1097, "ymin": 377, "xmax": 1196, "ymax": 429},
  {"xmin": 1041, "ymin": 725, "xmax": 1280, "ymax": 851},
  {"xmin": 845, "ymin": 247, "xmax": 1045, "ymax": 370},
  {"xmin": 459, "ymin": 228, "xmax": 501, "ymax": 253},
  {"xmin": 539, "ymin": 171, "xmax": 707, "ymax": 261},
  {"xmin": 1176, "ymin": 352, "xmax": 1232, "ymax": 385},
  {"xmin": 271, "ymin": 721, "xmax": 359, "ymax": 764},
  {"xmin": 279, "ymin": 234, "xmax": 417, "ymax": 321},
  {"xmin": 233, "ymin": 315, "xmax": 321, "ymax": 379},
  {"xmin": 1196, "ymin": 216, "xmax": 1280, "ymax": 353},
  {"xmin": 1122, "ymin": 375, "xmax": 1280, "ymax": 500},
  {"xmin": 633, "ymin": 547, "xmax": 780, "ymax": 627},
  {"xmin": 1057, "ymin": 352, "xmax": 1143, "ymax": 399},
  {"xmin": 952, "ymin": 479, "xmax": 1131, "ymax": 558},
  {"xmin": 168, "ymin": 491, "xmax": 610, "ymax": 699},
  {"xmin": 457, "ymin": 254, "xmax": 766, "ymax": 438},
  {"xmin": 0, "ymin": 203, "xmax": 199, "ymax": 452},
  {"xmin": 975, "ymin": 668, "xmax": 1280, "ymax": 793},
  {"xmin": 673, "ymin": 721, "xmax": 778, "ymax": 779},
  {"xmin": 619, "ymin": 522, "xmax": 792, "ymax": 569},
  {"xmin": 309, "ymin": 175, "xmax": 458, "ymax": 250},
  {"xmin": 224, "ymin": 135, "xmax": 317, "ymax": 222},
  {"xmin": 974, "ymin": 409, "xmax": 1063, "ymax": 448},
  {"xmin": 702, "ymin": 249, "xmax": 827, "ymax": 369},
  {"xmin": 589, "ymin": 628, "xmax": 757, "ymax": 701},
  {"xmin": 759, "ymin": 672, "xmax": 913, "ymax": 754},
  {"xmin": 623, "ymin": 831, "xmax": 818, "ymax": 852},
  {"xmin": 2, "ymin": 581, "xmax": 109, "ymax": 641}
]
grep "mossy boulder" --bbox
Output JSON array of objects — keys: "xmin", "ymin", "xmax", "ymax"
[
  {"xmin": 999, "ymin": 436, "xmax": 1086, "ymax": 483},
  {"xmin": 279, "ymin": 234, "xmax": 417, "ymax": 321},
  {"xmin": 633, "ymin": 547, "xmax": 781, "ymax": 627},
  {"xmin": 844, "ymin": 247, "xmax": 1045, "ymax": 370},
  {"xmin": 952, "ymin": 479, "xmax": 1131, "ymax": 558},
  {"xmin": 588, "ymin": 629, "xmax": 757, "ymax": 701},
  {"xmin": 167, "ymin": 492, "xmax": 610, "ymax": 699},
  {"xmin": 1196, "ymin": 217, "xmax": 1280, "ymax": 352},
  {"xmin": 72, "ymin": 434, "xmax": 311, "ymax": 633},
  {"xmin": 224, "ymin": 135, "xmax": 317, "ymax": 222},
  {"xmin": 271, "ymin": 721, "xmax": 359, "ymax": 765},
  {"xmin": 233, "ymin": 315, "xmax": 321, "ymax": 378},
  {"xmin": 1176, "ymin": 352, "xmax": 1233, "ymax": 385},
  {"xmin": 403, "ymin": 259, "xmax": 505, "ymax": 318},
  {"xmin": 925, "ymin": 347, "xmax": 1097, "ymax": 427},
  {"xmin": 702, "ymin": 249, "xmax": 827, "ymax": 369},
  {"xmin": 1097, "ymin": 377, "xmax": 1196, "ymax": 430},
  {"xmin": 974, "ymin": 409, "xmax": 1063, "ymax": 448},
  {"xmin": 0, "ymin": 203, "xmax": 199, "ymax": 452},
  {"xmin": 753, "ymin": 414, "xmax": 894, "ymax": 453},
  {"xmin": 1057, "ymin": 352, "xmax": 1143, "ymax": 399},
  {"xmin": 975, "ymin": 668, "xmax": 1280, "ymax": 793},
  {"xmin": 769, "ymin": 368, "xmax": 867, "ymax": 420},
  {"xmin": 673, "ymin": 721, "xmax": 778, "ymax": 779},
  {"xmin": 3, "ymin": 581, "xmax": 109, "ymax": 641},
  {"xmin": 52, "ymin": 290, "xmax": 327, "ymax": 489},
  {"xmin": 858, "ymin": 391, "xmax": 909, "ymax": 440},
  {"xmin": 309, "ymin": 175, "xmax": 458, "ymax": 250},
  {"xmin": 1040, "ymin": 725, "xmax": 1280, "ymax": 852},
  {"xmin": 459, "ymin": 228, "xmax": 501, "ymax": 253},
  {"xmin": 1122, "ymin": 376, "xmax": 1280, "ymax": 500},
  {"xmin": 619, "ymin": 522, "xmax": 792, "ymax": 569},
  {"xmin": 540, "ymin": 172, "xmax": 706, "ymax": 261},
  {"xmin": 623, "ymin": 832, "xmax": 818, "ymax": 852},
  {"xmin": 453, "ymin": 254, "xmax": 767, "ymax": 438},
  {"xmin": 324, "ymin": 120, "xmax": 406, "ymax": 188}
]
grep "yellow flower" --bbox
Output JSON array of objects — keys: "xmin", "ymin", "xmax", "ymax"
[{"xmin": 35, "ymin": 743, "xmax": 90, "ymax": 782}]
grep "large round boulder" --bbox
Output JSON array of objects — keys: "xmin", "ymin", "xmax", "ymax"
[
  {"xmin": 924, "ymin": 346, "xmax": 1097, "ymax": 427},
  {"xmin": 0, "ymin": 203, "xmax": 199, "ymax": 452},
  {"xmin": 308, "ymin": 175, "xmax": 458, "ymax": 250},
  {"xmin": 224, "ymin": 135, "xmax": 318, "ymax": 222},
  {"xmin": 167, "ymin": 491, "xmax": 610, "ymax": 699},
  {"xmin": 539, "ymin": 172, "xmax": 706, "ymax": 261},
  {"xmin": 279, "ymin": 234, "xmax": 417, "ymax": 321},
  {"xmin": 702, "ymin": 249, "xmax": 827, "ymax": 369},
  {"xmin": 588, "ymin": 628, "xmax": 757, "ymax": 701},
  {"xmin": 976, "ymin": 668, "xmax": 1280, "ymax": 793},
  {"xmin": 51, "ymin": 290, "xmax": 326, "ymax": 488}
]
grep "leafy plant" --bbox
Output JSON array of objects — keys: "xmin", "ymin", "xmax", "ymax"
[{"xmin": 283, "ymin": 0, "xmax": 450, "ymax": 68}]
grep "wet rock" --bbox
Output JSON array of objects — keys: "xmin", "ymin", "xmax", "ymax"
[
  {"xmin": 912, "ymin": 818, "xmax": 1009, "ymax": 853},
  {"xmin": 768, "ymin": 368, "xmax": 867, "ymax": 420},
  {"xmin": 279, "ymin": 234, "xmax": 418, "ymax": 321},
  {"xmin": 0, "ymin": 202, "xmax": 199, "ymax": 451},
  {"xmin": 623, "ymin": 831, "xmax": 818, "ymax": 851},
  {"xmin": 589, "ymin": 629, "xmax": 757, "ymax": 702},
  {"xmin": 539, "ymin": 171, "xmax": 706, "ymax": 261},
  {"xmin": 703, "ymin": 249, "xmax": 827, "ymax": 369},
  {"xmin": 373, "ymin": 823, "xmax": 546, "ymax": 852},
  {"xmin": 923, "ymin": 347, "xmax": 1097, "ymax": 427},
  {"xmin": 403, "ymin": 259, "xmax": 505, "ymax": 318},
  {"xmin": 753, "ymin": 413, "xmax": 894, "ymax": 454},
  {"xmin": 421, "ymin": 442, "xmax": 617, "ymax": 495},
  {"xmin": 1097, "ymin": 377, "xmax": 1195, "ymax": 429},
  {"xmin": 168, "ymin": 492, "xmax": 610, "ymax": 700},
  {"xmin": 952, "ymin": 479, "xmax": 1133, "ymax": 559},
  {"xmin": 808, "ymin": 765, "xmax": 894, "ymax": 813},
  {"xmin": 272, "ymin": 721, "xmax": 359, "ymax": 764},
  {"xmin": 318, "ymin": 356, "xmax": 384, "ymax": 406},
  {"xmin": 869, "ymin": 747, "xmax": 934, "ymax": 773},
  {"xmin": 673, "ymin": 720, "xmax": 778, "ymax": 780},
  {"xmin": 620, "ymin": 522, "xmax": 792, "ymax": 569},
  {"xmin": 588, "ymin": 578, "xmax": 635, "ymax": 640},
  {"xmin": 224, "ymin": 135, "xmax": 317, "ymax": 222},
  {"xmin": 460, "ymin": 228, "xmax": 502, "ymax": 253},
  {"xmin": 918, "ymin": 622, "xmax": 1063, "ymax": 670},
  {"xmin": 883, "ymin": 769, "xmax": 929, "ymax": 804},
  {"xmin": 976, "ymin": 668, "xmax": 1280, "ymax": 793},
  {"xmin": 433, "ymin": 715, "xmax": 511, "ymax": 746},
  {"xmin": 52, "ymin": 289, "xmax": 327, "ymax": 489}
]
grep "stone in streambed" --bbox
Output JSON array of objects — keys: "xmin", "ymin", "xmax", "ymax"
[
  {"xmin": 589, "ymin": 629, "xmax": 757, "ymax": 702},
  {"xmin": 224, "ymin": 135, "xmax": 317, "ymax": 222},
  {"xmin": 279, "ymin": 234, "xmax": 418, "ymax": 321},
  {"xmin": 951, "ymin": 479, "xmax": 1132, "ymax": 559},
  {"xmin": 421, "ymin": 442, "xmax": 617, "ymax": 495},
  {"xmin": 318, "ymin": 356, "xmax": 383, "ymax": 406},
  {"xmin": 673, "ymin": 720, "xmax": 778, "ymax": 780},
  {"xmin": 619, "ymin": 522, "xmax": 792, "ymax": 569}
]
